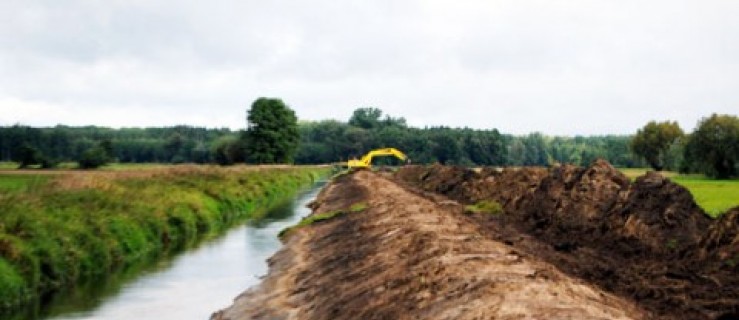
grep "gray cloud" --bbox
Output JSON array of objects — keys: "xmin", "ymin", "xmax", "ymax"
[{"xmin": 1, "ymin": 0, "xmax": 738, "ymax": 135}]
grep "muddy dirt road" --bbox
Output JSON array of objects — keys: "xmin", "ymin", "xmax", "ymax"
[{"xmin": 213, "ymin": 170, "xmax": 649, "ymax": 320}]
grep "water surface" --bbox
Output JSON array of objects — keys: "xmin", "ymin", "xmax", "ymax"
[{"xmin": 7, "ymin": 182, "xmax": 324, "ymax": 320}]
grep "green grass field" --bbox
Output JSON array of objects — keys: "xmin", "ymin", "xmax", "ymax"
[
  {"xmin": 0, "ymin": 175, "xmax": 49, "ymax": 192},
  {"xmin": 620, "ymin": 168, "xmax": 739, "ymax": 217},
  {"xmin": 0, "ymin": 161, "xmax": 174, "ymax": 171},
  {"xmin": 0, "ymin": 162, "xmax": 18, "ymax": 170}
]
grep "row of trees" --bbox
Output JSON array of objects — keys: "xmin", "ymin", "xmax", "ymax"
[
  {"xmin": 0, "ymin": 105, "xmax": 642, "ymax": 169},
  {"xmin": 0, "ymin": 98, "xmax": 301, "ymax": 168},
  {"xmin": 0, "ymin": 125, "xmax": 234, "ymax": 168},
  {"xmin": 1, "ymin": 100, "xmax": 736, "ymax": 178},
  {"xmin": 632, "ymin": 114, "xmax": 739, "ymax": 178},
  {"xmin": 295, "ymin": 108, "xmax": 641, "ymax": 168}
]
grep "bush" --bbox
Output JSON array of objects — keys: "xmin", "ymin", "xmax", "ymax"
[
  {"xmin": 78, "ymin": 147, "xmax": 110, "ymax": 169},
  {"xmin": 210, "ymin": 135, "xmax": 245, "ymax": 165},
  {"xmin": 13, "ymin": 144, "xmax": 51, "ymax": 169}
]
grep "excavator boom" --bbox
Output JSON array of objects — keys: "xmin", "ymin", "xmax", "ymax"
[{"xmin": 347, "ymin": 148, "xmax": 409, "ymax": 169}]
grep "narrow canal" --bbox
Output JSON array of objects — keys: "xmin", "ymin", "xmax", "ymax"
[{"xmin": 9, "ymin": 181, "xmax": 325, "ymax": 320}]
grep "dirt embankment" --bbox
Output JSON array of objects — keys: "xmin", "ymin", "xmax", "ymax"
[
  {"xmin": 395, "ymin": 160, "xmax": 739, "ymax": 319},
  {"xmin": 213, "ymin": 170, "xmax": 648, "ymax": 320}
]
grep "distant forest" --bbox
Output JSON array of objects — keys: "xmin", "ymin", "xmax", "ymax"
[{"xmin": 0, "ymin": 109, "xmax": 647, "ymax": 168}]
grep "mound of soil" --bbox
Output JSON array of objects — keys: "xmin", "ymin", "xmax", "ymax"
[
  {"xmin": 698, "ymin": 208, "xmax": 739, "ymax": 268},
  {"xmin": 213, "ymin": 171, "xmax": 647, "ymax": 320},
  {"xmin": 395, "ymin": 160, "xmax": 739, "ymax": 319},
  {"xmin": 613, "ymin": 171, "xmax": 711, "ymax": 252},
  {"xmin": 393, "ymin": 164, "xmax": 479, "ymax": 201},
  {"xmin": 395, "ymin": 164, "xmax": 548, "ymax": 210}
]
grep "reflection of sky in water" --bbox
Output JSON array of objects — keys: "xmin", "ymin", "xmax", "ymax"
[{"xmin": 44, "ymin": 183, "xmax": 324, "ymax": 320}]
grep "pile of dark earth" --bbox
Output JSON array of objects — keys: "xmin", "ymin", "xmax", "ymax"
[{"xmin": 395, "ymin": 160, "xmax": 739, "ymax": 320}]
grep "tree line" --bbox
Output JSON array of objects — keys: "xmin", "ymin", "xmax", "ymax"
[
  {"xmin": 0, "ymin": 104, "xmax": 642, "ymax": 169},
  {"xmin": 0, "ymin": 98, "xmax": 302, "ymax": 168},
  {"xmin": 631, "ymin": 114, "xmax": 739, "ymax": 178},
  {"xmin": 0, "ymin": 125, "xmax": 233, "ymax": 168},
  {"xmin": 295, "ymin": 107, "xmax": 641, "ymax": 168},
  {"xmin": 1, "ymin": 99, "xmax": 736, "ymax": 178}
]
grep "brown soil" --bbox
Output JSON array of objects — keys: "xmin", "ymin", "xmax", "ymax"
[
  {"xmin": 213, "ymin": 170, "xmax": 648, "ymax": 320},
  {"xmin": 213, "ymin": 161, "xmax": 738, "ymax": 320},
  {"xmin": 395, "ymin": 160, "xmax": 739, "ymax": 319}
]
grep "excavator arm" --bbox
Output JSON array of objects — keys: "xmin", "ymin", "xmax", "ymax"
[{"xmin": 347, "ymin": 148, "xmax": 409, "ymax": 169}]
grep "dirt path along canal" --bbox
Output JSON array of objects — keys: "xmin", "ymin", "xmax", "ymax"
[{"xmin": 214, "ymin": 171, "xmax": 648, "ymax": 319}]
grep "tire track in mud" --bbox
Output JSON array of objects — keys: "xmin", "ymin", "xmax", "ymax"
[{"xmin": 213, "ymin": 171, "xmax": 648, "ymax": 320}]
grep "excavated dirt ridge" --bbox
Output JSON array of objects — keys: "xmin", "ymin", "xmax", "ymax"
[
  {"xmin": 395, "ymin": 160, "xmax": 739, "ymax": 319},
  {"xmin": 213, "ymin": 170, "xmax": 649, "ymax": 320}
]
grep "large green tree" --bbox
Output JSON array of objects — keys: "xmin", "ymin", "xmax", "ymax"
[
  {"xmin": 631, "ymin": 120, "xmax": 684, "ymax": 171},
  {"xmin": 244, "ymin": 98, "xmax": 300, "ymax": 164},
  {"xmin": 348, "ymin": 107, "xmax": 383, "ymax": 129},
  {"xmin": 684, "ymin": 114, "xmax": 739, "ymax": 178}
]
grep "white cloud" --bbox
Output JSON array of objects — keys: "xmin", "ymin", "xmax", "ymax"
[{"xmin": 1, "ymin": 0, "xmax": 738, "ymax": 135}]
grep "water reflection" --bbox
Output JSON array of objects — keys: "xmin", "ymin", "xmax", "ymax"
[{"xmin": 1, "ymin": 182, "xmax": 324, "ymax": 320}]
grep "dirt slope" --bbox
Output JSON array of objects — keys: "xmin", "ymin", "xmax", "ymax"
[
  {"xmin": 213, "ymin": 171, "xmax": 648, "ymax": 320},
  {"xmin": 395, "ymin": 160, "xmax": 739, "ymax": 319}
]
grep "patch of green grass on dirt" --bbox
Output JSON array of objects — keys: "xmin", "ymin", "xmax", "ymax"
[
  {"xmin": 619, "ymin": 168, "xmax": 739, "ymax": 217},
  {"xmin": 296, "ymin": 210, "xmax": 346, "ymax": 227},
  {"xmin": 278, "ymin": 210, "xmax": 345, "ymax": 240},
  {"xmin": 465, "ymin": 200, "xmax": 503, "ymax": 215},
  {"xmin": 279, "ymin": 202, "xmax": 369, "ymax": 240},
  {"xmin": 349, "ymin": 202, "xmax": 368, "ymax": 212}
]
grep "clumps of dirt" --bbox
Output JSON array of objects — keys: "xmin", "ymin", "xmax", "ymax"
[
  {"xmin": 698, "ymin": 207, "xmax": 739, "ymax": 270},
  {"xmin": 307, "ymin": 172, "xmax": 367, "ymax": 213},
  {"xmin": 611, "ymin": 170, "xmax": 711, "ymax": 253},
  {"xmin": 527, "ymin": 160, "xmax": 630, "ymax": 221},
  {"xmin": 393, "ymin": 164, "xmax": 478, "ymax": 201},
  {"xmin": 507, "ymin": 160, "xmax": 712, "ymax": 256},
  {"xmin": 214, "ymin": 170, "xmax": 648, "ymax": 320},
  {"xmin": 395, "ymin": 160, "xmax": 739, "ymax": 319},
  {"xmin": 395, "ymin": 164, "xmax": 547, "ymax": 209}
]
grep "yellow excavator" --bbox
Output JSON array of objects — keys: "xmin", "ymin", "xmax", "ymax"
[{"xmin": 347, "ymin": 148, "xmax": 410, "ymax": 169}]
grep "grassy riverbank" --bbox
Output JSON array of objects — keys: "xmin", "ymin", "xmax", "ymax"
[{"xmin": 0, "ymin": 165, "xmax": 330, "ymax": 310}]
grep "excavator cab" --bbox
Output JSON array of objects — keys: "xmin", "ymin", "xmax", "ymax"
[{"xmin": 347, "ymin": 148, "xmax": 409, "ymax": 170}]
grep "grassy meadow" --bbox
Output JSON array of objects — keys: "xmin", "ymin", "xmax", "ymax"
[
  {"xmin": 0, "ymin": 175, "xmax": 49, "ymax": 192},
  {"xmin": 0, "ymin": 165, "xmax": 330, "ymax": 310},
  {"xmin": 620, "ymin": 168, "xmax": 739, "ymax": 217},
  {"xmin": 0, "ymin": 163, "xmax": 18, "ymax": 170},
  {"xmin": 0, "ymin": 162, "xmax": 170, "ymax": 171}
]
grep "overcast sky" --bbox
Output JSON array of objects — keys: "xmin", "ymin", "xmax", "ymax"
[{"xmin": 1, "ymin": 1, "xmax": 737, "ymax": 135}]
